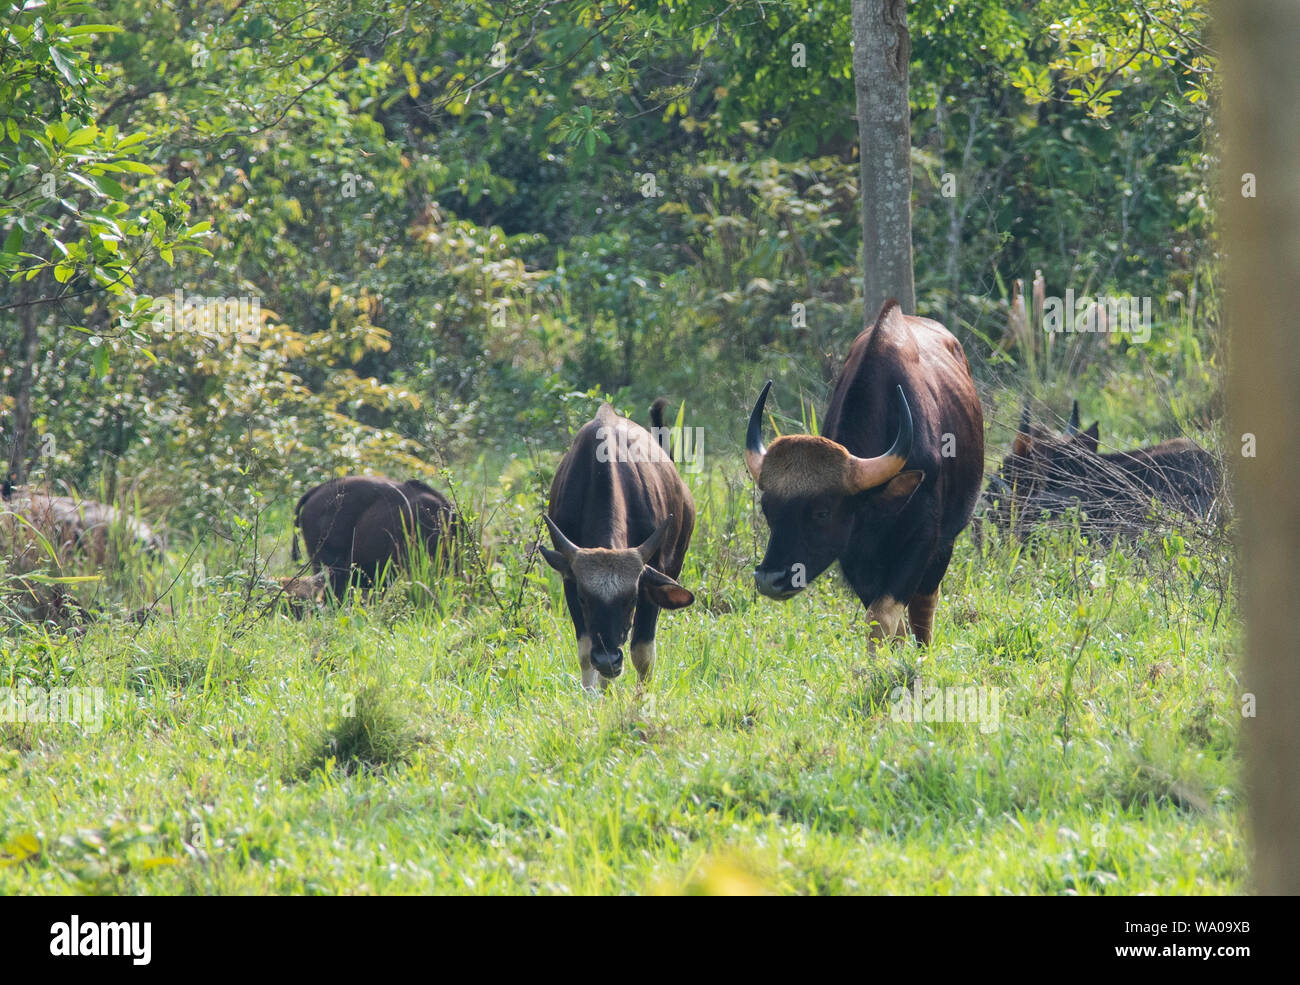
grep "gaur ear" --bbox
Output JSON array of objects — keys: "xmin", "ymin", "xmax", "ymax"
[
  {"xmin": 539, "ymin": 544, "xmax": 572, "ymax": 578},
  {"xmin": 640, "ymin": 566, "xmax": 694, "ymax": 609},
  {"xmin": 1080, "ymin": 421, "xmax": 1099, "ymax": 452},
  {"xmin": 874, "ymin": 469, "xmax": 925, "ymax": 514}
]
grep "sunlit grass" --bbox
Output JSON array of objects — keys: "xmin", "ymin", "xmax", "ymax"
[{"xmin": 0, "ymin": 461, "xmax": 1243, "ymax": 894}]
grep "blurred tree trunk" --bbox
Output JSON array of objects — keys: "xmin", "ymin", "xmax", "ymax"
[
  {"xmin": 1220, "ymin": 0, "xmax": 1300, "ymax": 895},
  {"xmin": 851, "ymin": 0, "xmax": 915, "ymax": 316},
  {"xmin": 6, "ymin": 282, "xmax": 39, "ymax": 484}
]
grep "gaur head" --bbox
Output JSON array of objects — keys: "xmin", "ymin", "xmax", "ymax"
[
  {"xmin": 539, "ymin": 514, "xmax": 694, "ymax": 680},
  {"xmin": 985, "ymin": 400, "xmax": 1100, "ymax": 532},
  {"xmin": 744, "ymin": 380, "xmax": 920, "ymax": 600}
]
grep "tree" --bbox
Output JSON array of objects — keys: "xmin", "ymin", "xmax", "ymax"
[
  {"xmin": 1220, "ymin": 0, "xmax": 1300, "ymax": 895},
  {"xmin": 851, "ymin": 0, "xmax": 915, "ymax": 316},
  {"xmin": 0, "ymin": 1, "xmax": 207, "ymax": 479}
]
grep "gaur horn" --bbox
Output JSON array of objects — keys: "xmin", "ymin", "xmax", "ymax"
[
  {"xmin": 543, "ymin": 514, "xmax": 579, "ymax": 559},
  {"xmin": 636, "ymin": 515, "xmax": 672, "ymax": 562},
  {"xmin": 1067, "ymin": 400, "xmax": 1081, "ymax": 435},
  {"xmin": 745, "ymin": 380, "xmax": 773, "ymax": 482},
  {"xmin": 845, "ymin": 386, "xmax": 914, "ymax": 492}
]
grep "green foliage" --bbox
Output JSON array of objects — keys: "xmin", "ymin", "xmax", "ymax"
[
  {"xmin": 0, "ymin": 0, "xmax": 1235, "ymax": 895},
  {"xmin": 3, "ymin": 0, "xmax": 1220, "ymax": 491},
  {"xmin": 0, "ymin": 2, "xmax": 209, "ymax": 304}
]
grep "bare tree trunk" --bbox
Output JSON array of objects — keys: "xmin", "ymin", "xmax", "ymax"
[
  {"xmin": 1220, "ymin": 0, "xmax": 1300, "ymax": 896},
  {"xmin": 6, "ymin": 282, "xmax": 39, "ymax": 483},
  {"xmin": 851, "ymin": 0, "xmax": 915, "ymax": 316}
]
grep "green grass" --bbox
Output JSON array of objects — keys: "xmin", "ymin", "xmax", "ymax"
[{"xmin": 0, "ymin": 463, "xmax": 1244, "ymax": 895}]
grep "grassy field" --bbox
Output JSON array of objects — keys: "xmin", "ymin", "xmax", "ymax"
[{"xmin": 0, "ymin": 448, "xmax": 1245, "ymax": 895}]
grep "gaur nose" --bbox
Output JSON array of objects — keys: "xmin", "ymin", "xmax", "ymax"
[
  {"xmin": 591, "ymin": 650, "xmax": 623, "ymax": 678},
  {"xmin": 754, "ymin": 568, "xmax": 799, "ymax": 599}
]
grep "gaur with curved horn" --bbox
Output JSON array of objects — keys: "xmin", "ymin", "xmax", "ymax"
[
  {"xmin": 541, "ymin": 401, "xmax": 695, "ymax": 690},
  {"xmin": 743, "ymin": 299, "xmax": 985, "ymax": 648},
  {"xmin": 747, "ymin": 382, "xmax": 913, "ymax": 493}
]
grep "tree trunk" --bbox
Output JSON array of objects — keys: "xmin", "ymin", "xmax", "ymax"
[
  {"xmin": 1220, "ymin": 0, "xmax": 1300, "ymax": 895},
  {"xmin": 6, "ymin": 282, "xmax": 40, "ymax": 484},
  {"xmin": 851, "ymin": 0, "xmax": 915, "ymax": 316}
]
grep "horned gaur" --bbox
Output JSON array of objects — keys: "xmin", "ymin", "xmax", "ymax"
[
  {"xmin": 1, "ymin": 474, "xmax": 164, "ymax": 567},
  {"xmin": 541, "ymin": 401, "xmax": 695, "ymax": 689},
  {"xmin": 984, "ymin": 400, "xmax": 1222, "ymax": 540},
  {"xmin": 744, "ymin": 300, "xmax": 984, "ymax": 647},
  {"xmin": 293, "ymin": 476, "xmax": 459, "ymax": 599}
]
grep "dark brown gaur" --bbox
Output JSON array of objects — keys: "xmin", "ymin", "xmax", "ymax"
[
  {"xmin": 983, "ymin": 400, "xmax": 1222, "ymax": 540},
  {"xmin": 541, "ymin": 401, "xmax": 695, "ymax": 689},
  {"xmin": 293, "ymin": 475, "xmax": 460, "ymax": 599},
  {"xmin": 744, "ymin": 299, "xmax": 985, "ymax": 648}
]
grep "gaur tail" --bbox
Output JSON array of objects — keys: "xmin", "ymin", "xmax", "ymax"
[
  {"xmin": 650, "ymin": 397, "xmax": 674, "ymax": 464},
  {"xmin": 292, "ymin": 489, "xmax": 311, "ymax": 563},
  {"xmin": 650, "ymin": 397, "xmax": 668, "ymax": 431}
]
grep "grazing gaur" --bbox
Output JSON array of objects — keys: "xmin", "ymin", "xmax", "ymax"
[
  {"xmin": 1, "ymin": 474, "xmax": 164, "ymax": 568},
  {"xmin": 541, "ymin": 402, "xmax": 695, "ymax": 689},
  {"xmin": 744, "ymin": 300, "xmax": 984, "ymax": 647},
  {"xmin": 984, "ymin": 400, "xmax": 1222, "ymax": 540},
  {"xmin": 293, "ymin": 476, "xmax": 459, "ymax": 599}
]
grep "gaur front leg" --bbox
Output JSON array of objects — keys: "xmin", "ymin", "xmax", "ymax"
[
  {"xmin": 907, "ymin": 543, "xmax": 953, "ymax": 646},
  {"xmin": 564, "ymin": 582, "xmax": 604, "ymax": 692},
  {"xmin": 629, "ymin": 599, "xmax": 661, "ymax": 683},
  {"xmin": 577, "ymin": 635, "xmax": 607, "ymax": 692},
  {"xmin": 851, "ymin": 532, "xmax": 937, "ymax": 652},
  {"xmin": 863, "ymin": 595, "xmax": 909, "ymax": 651},
  {"xmin": 907, "ymin": 589, "xmax": 939, "ymax": 646}
]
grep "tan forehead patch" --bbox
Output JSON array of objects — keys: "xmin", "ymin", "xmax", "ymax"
[
  {"xmin": 758, "ymin": 435, "xmax": 851, "ymax": 497},
  {"xmin": 570, "ymin": 549, "xmax": 644, "ymax": 601}
]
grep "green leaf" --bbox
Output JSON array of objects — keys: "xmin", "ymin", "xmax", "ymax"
[
  {"xmin": 92, "ymin": 175, "xmax": 124, "ymax": 199},
  {"xmin": 64, "ymin": 24, "xmax": 122, "ymax": 37},
  {"xmin": 66, "ymin": 171, "xmax": 104, "ymax": 196},
  {"xmin": 111, "ymin": 160, "xmax": 155, "ymax": 175},
  {"xmin": 48, "ymin": 46, "xmax": 79, "ymax": 86},
  {"xmin": 65, "ymin": 126, "xmax": 97, "ymax": 148}
]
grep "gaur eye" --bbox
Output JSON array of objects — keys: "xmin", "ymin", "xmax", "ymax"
[{"xmin": 812, "ymin": 507, "xmax": 831, "ymax": 522}]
